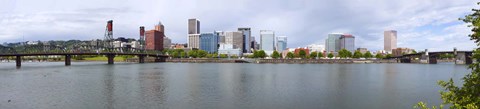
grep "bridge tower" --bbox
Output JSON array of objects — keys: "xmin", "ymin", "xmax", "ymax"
[
  {"xmin": 139, "ymin": 26, "xmax": 145, "ymax": 51},
  {"xmin": 454, "ymin": 47, "xmax": 458, "ymax": 64},
  {"xmin": 104, "ymin": 20, "xmax": 114, "ymax": 51}
]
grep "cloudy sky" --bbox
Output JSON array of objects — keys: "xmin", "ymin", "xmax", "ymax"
[{"xmin": 0, "ymin": 0, "xmax": 478, "ymax": 51}]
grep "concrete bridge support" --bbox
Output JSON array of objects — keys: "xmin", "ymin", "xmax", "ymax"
[
  {"xmin": 65, "ymin": 55, "xmax": 71, "ymax": 66},
  {"xmin": 16, "ymin": 56, "xmax": 21, "ymax": 67},
  {"xmin": 154, "ymin": 57, "xmax": 166, "ymax": 62},
  {"xmin": 107, "ymin": 54, "xmax": 115, "ymax": 64},
  {"xmin": 138, "ymin": 55, "xmax": 145, "ymax": 63},
  {"xmin": 455, "ymin": 52, "xmax": 473, "ymax": 64},
  {"xmin": 428, "ymin": 55, "xmax": 437, "ymax": 64}
]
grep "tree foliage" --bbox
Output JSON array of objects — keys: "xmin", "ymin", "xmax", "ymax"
[
  {"xmin": 338, "ymin": 49, "xmax": 352, "ymax": 58},
  {"xmin": 271, "ymin": 51, "xmax": 281, "ymax": 59},
  {"xmin": 415, "ymin": 2, "xmax": 480, "ymax": 109},
  {"xmin": 353, "ymin": 50, "xmax": 363, "ymax": 58},
  {"xmin": 298, "ymin": 50, "xmax": 307, "ymax": 59},
  {"xmin": 385, "ymin": 54, "xmax": 393, "ymax": 58},
  {"xmin": 310, "ymin": 52, "xmax": 318, "ymax": 59},
  {"xmin": 412, "ymin": 50, "xmax": 417, "ymax": 54},
  {"xmin": 286, "ymin": 52, "xmax": 295, "ymax": 59},
  {"xmin": 364, "ymin": 51, "xmax": 373, "ymax": 59},
  {"xmin": 327, "ymin": 52, "xmax": 334, "ymax": 59},
  {"xmin": 375, "ymin": 53, "xmax": 384, "ymax": 59},
  {"xmin": 253, "ymin": 50, "xmax": 267, "ymax": 58}
]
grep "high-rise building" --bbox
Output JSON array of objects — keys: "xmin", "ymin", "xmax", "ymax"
[
  {"xmin": 357, "ymin": 48, "xmax": 368, "ymax": 54},
  {"xmin": 250, "ymin": 36, "xmax": 258, "ymax": 50},
  {"xmin": 384, "ymin": 30, "xmax": 397, "ymax": 52},
  {"xmin": 199, "ymin": 33, "xmax": 219, "ymax": 53},
  {"xmin": 392, "ymin": 47, "xmax": 414, "ymax": 56},
  {"xmin": 163, "ymin": 36, "xmax": 171, "ymax": 49},
  {"xmin": 215, "ymin": 31, "xmax": 226, "ymax": 44},
  {"xmin": 325, "ymin": 33, "xmax": 342, "ymax": 52},
  {"xmin": 276, "ymin": 36, "xmax": 287, "ymax": 52},
  {"xmin": 218, "ymin": 43, "xmax": 242, "ymax": 56},
  {"xmin": 188, "ymin": 34, "xmax": 200, "ymax": 49},
  {"xmin": 307, "ymin": 44, "xmax": 325, "ymax": 52},
  {"xmin": 340, "ymin": 34, "xmax": 355, "ymax": 52},
  {"xmin": 155, "ymin": 21, "xmax": 165, "ymax": 33},
  {"xmin": 188, "ymin": 18, "xmax": 201, "ymax": 49},
  {"xmin": 238, "ymin": 28, "xmax": 251, "ymax": 53},
  {"xmin": 260, "ymin": 30, "xmax": 275, "ymax": 55},
  {"xmin": 145, "ymin": 30, "xmax": 164, "ymax": 51},
  {"xmin": 188, "ymin": 19, "xmax": 200, "ymax": 34},
  {"xmin": 225, "ymin": 31, "xmax": 244, "ymax": 50}
]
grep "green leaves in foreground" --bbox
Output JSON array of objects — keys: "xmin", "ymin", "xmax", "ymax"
[{"xmin": 414, "ymin": 2, "xmax": 480, "ymax": 109}]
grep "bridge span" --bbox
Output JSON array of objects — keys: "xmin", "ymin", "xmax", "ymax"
[
  {"xmin": 389, "ymin": 49, "xmax": 473, "ymax": 64},
  {"xmin": 0, "ymin": 52, "xmax": 168, "ymax": 67}
]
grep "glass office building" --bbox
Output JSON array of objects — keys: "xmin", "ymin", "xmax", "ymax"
[{"xmin": 199, "ymin": 33, "xmax": 219, "ymax": 53}]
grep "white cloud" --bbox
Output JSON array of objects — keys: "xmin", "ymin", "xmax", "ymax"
[{"xmin": 0, "ymin": 0, "xmax": 478, "ymax": 51}]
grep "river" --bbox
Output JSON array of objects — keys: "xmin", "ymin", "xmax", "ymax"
[{"xmin": 0, "ymin": 62, "xmax": 470, "ymax": 109}]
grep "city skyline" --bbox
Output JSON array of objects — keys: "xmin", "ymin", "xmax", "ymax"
[{"xmin": 0, "ymin": 0, "xmax": 477, "ymax": 51}]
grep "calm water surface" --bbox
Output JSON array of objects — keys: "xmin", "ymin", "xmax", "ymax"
[{"xmin": 0, "ymin": 62, "xmax": 470, "ymax": 109}]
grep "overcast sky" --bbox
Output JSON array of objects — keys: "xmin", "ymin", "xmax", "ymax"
[{"xmin": 0, "ymin": 0, "xmax": 478, "ymax": 51}]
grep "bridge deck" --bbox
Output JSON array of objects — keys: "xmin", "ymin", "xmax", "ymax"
[{"xmin": 0, "ymin": 52, "xmax": 168, "ymax": 57}]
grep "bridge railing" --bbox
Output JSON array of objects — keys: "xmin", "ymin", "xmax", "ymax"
[{"xmin": 0, "ymin": 47, "xmax": 164, "ymax": 55}]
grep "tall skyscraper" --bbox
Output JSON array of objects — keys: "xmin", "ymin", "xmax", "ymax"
[
  {"xmin": 145, "ymin": 21, "xmax": 165, "ymax": 51},
  {"xmin": 215, "ymin": 31, "xmax": 226, "ymax": 44},
  {"xmin": 188, "ymin": 18, "xmax": 200, "ymax": 48},
  {"xmin": 155, "ymin": 21, "xmax": 165, "ymax": 33},
  {"xmin": 188, "ymin": 19, "xmax": 200, "ymax": 34},
  {"xmin": 145, "ymin": 30, "xmax": 164, "ymax": 51},
  {"xmin": 188, "ymin": 34, "xmax": 200, "ymax": 49},
  {"xmin": 340, "ymin": 34, "xmax": 355, "ymax": 52},
  {"xmin": 384, "ymin": 30, "xmax": 397, "ymax": 52},
  {"xmin": 325, "ymin": 33, "xmax": 342, "ymax": 52},
  {"xmin": 260, "ymin": 30, "xmax": 275, "ymax": 55},
  {"xmin": 199, "ymin": 33, "xmax": 219, "ymax": 53},
  {"xmin": 163, "ymin": 36, "xmax": 171, "ymax": 49},
  {"xmin": 276, "ymin": 36, "xmax": 287, "ymax": 51},
  {"xmin": 224, "ymin": 31, "xmax": 244, "ymax": 50},
  {"xmin": 238, "ymin": 28, "xmax": 251, "ymax": 53}
]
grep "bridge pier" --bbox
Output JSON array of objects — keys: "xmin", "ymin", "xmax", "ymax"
[
  {"xmin": 429, "ymin": 55, "xmax": 437, "ymax": 64},
  {"xmin": 65, "ymin": 55, "xmax": 71, "ymax": 66},
  {"xmin": 138, "ymin": 55, "xmax": 145, "ymax": 63},
  {"xmin": 154, "ymin": 57, "xmax": 166, "ymax": 62},
  {"xmin": 16, "ymin": 56, "xmax": 21, "ymax": 67},
  {"xmin": 107, "ymin": 54, "xmax": 115, "ymax": 64}
]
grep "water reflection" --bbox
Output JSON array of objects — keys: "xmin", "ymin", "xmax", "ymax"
[{"xmin": 0, "ymin": 63, "xmax": 471, "ymax": 109}]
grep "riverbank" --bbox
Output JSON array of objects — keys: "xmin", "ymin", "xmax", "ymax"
[{"xmin": 124, "ymin": 58, "xmax": 398, "ymax": 64}]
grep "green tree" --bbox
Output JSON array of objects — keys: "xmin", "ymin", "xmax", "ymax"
[
  {"xmin": 385, "ymin": 54, "xmax": 393, "ymax": 58},
  {"xmin": 286, "ymin": 52, "xmax": 294, "ymax": 59},
  {"xmin": 206, "ymin": 54, "xmax": 213, "ymax": 58},
  {"xmin": 299, "ymin": 50, "xmax": 307, "ymax": 58},
  {"xmin": 197, "ymin": 50, "xmax": 208, "ymax": 58},
  {"xmin": 412, "ymin": 50, "xmax": 417, "ymax": 54},
  {"xmin": 188, "ymin": 50, "xmax": 197, "ymax": 58},
  {"xmin": 310, "ymin": 52, "xmax": 318, "ymax": 59},
  {"xmin": 327, "ymin": 53, "xmax": 334, "ymax": 59},
  {"xmin": 257, "ymin": 50, "xmax": 267, "ymax": 58},
  {"xmin": 318, "ymin": 52, "xmax": 324, "ymax": 58},
  {"xmin": 171, "ymin": 52, "xmax": 179, "ymax": 58},
  {"xmin": 353, "ymin": 50, "xmax": 363, "ymax": 58},
  {"xmin": 271, "ymin": 51, "xmax": 281, "ymax": 59},
  {"xmin": 219, "ymin": 54, "xmax": 228, "ymax": 58},
  {"xmin": 180, "ymin": 52, "xmax": 187, "ymax": 58},
  {"xmin": 364, "ymin": 51, "xmax": 373, "ymax": 59},
  {"xmin": 415, "ymin": 3, "xmax": 480, "ymax": 108},
  {"xmin": 375, "ymin": 53, "xmax": 384, "ymax": 59},
  {"xmin": 338, "ymin": 49, "xmax": 352, "ymax": 58}
]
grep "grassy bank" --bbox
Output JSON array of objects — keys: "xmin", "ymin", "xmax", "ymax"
[{"xmin": 83, "ymin": 56, "xmax": 126, "ymax": 61}]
